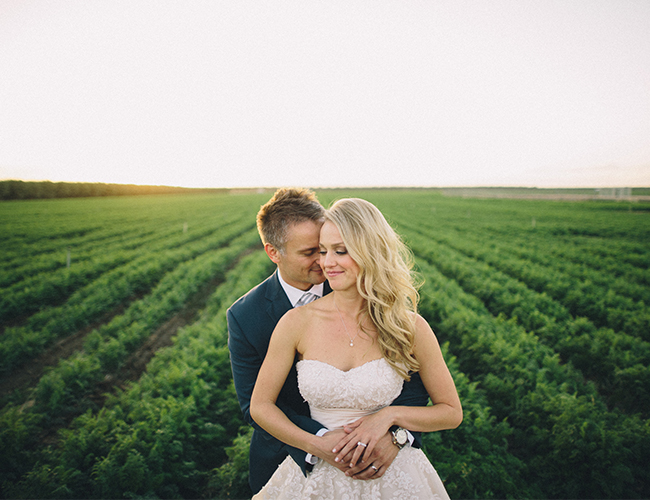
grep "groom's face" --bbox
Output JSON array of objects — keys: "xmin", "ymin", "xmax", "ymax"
[{"xmin": 268, "ymin": 220, "xmax": 325, "ymax": 291}]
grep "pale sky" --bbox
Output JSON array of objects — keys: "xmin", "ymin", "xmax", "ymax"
[{"xmin": 1, "ymin": 0, "xmax": 649, "ymax": 189}]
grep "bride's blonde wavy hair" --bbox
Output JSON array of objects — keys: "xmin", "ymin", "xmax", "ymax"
[{"xmin": 325, "ymin": 198, "xmax": 421, "ymax": 380}]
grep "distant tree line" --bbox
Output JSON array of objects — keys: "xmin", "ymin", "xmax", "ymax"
[{"xmin": 0, "ymin": 180, "xmax": 228, "ymax": 200}]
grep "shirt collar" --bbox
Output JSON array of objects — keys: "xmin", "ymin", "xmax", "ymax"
[{"xmin": 277, "ymin": 269, "xmax": 324, "ymax": 307}]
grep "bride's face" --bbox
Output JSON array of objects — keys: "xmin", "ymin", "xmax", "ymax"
[{"xmin": 319, "ymin": 221, "xmax": 360, "ymax": 291}]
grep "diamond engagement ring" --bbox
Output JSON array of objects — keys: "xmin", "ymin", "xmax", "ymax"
[
  {"xmin": 371, "ymin": 465, "xmax": 379, "ymax": 472},
  {"xmin": 357, "ymin": 441, "xmax": 367, "ymax": 447}
]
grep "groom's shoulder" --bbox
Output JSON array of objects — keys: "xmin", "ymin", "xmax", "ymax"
[{"xmin": 228, "ymin": 272, "xmax": 277, "ymax": 315}]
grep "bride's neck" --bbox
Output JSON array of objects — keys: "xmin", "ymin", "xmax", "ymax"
[{"xmin": 332, "ymin": 291, "xmax": 365, "ymax": 317}]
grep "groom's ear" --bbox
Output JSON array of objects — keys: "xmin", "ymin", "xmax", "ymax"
[{"xmin": 264, "ymin": 243, "xmax": 282, "ymax": 264}]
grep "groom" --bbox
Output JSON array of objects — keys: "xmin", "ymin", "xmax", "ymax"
[{"xmin": 227, "ymin": 188, "xmax": 429, "ymax": 494}]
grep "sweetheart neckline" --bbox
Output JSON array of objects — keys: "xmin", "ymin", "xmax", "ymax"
[{"xmin": 297, "ymin": 357, "xmax": 386, "ymax": 374}]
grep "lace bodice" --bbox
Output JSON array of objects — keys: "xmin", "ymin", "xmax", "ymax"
[
  {"xmin": 297, "ymin": 358, "xmax": 404, "ymax": 429},
  {"xmin": 255, "ymin": 358, "xmax": 450, "ymax": 499}
]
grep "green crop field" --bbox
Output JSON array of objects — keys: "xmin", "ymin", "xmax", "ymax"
[{"xmin": 1, "ymin": 190, "xmax": 649, "ymax": 499}]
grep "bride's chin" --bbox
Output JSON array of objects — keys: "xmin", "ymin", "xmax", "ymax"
[{"xmin": 330, "ymin": 283, "xmax": 355, "ymax": 293}]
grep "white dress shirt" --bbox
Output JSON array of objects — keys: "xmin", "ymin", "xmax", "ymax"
[{"xmin": 277, "ymin": 271, "xmax": 324, "ymax": 307}]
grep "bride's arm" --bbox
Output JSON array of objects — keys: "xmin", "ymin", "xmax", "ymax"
[
  {"xmin": 384, "ymin": 314, "xmax": 463, "ymax": 431},
  {"xmin": 250, "ymin": 312, "xmax": 337, "ymax": 461},
  {"xmin": 334, "ymin": 314, "xmax": 462, "ymax": 466}
]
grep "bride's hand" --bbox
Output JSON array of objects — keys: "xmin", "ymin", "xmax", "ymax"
[
  {"xmin": 332, "ymin": 408, "xmax": 395, "ymax": 467},
  {"xmin": 314, "ymin": 429, "xmax": 354, "ymax": 472},
  {"xmin": 346, "ymin": 431, "xmax": 398, "ymax": 480}
]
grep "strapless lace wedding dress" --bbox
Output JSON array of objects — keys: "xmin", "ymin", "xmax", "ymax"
[{"xmin": 253, "ymin": 358, "xmax": 450, "ymax": 499}]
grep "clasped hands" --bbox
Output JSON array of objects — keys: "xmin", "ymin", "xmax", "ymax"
[{"xmin": 315, "ymin": 410, "xmax": 398, "ymax": 480}]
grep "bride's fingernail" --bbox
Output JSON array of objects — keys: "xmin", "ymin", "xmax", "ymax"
[{"xmin": 334, "ymin": 457, "xmax": 339, "ymax": 462}]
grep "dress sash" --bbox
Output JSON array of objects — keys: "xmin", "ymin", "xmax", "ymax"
[{"xmin": 310, "ymin": 406, "xmax": 384, "ymax": 430}]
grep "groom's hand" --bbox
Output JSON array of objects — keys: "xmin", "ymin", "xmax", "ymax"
[
  {"xmin": 345, "ymin": 431, "xmax": 398, "ymax": 480},
  {"xmin": 314, "ymin": 429, "xmax": 354, "ymax": 473}
]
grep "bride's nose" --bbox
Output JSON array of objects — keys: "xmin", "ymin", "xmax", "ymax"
[{"xmin": 320, "ymin": 250, "xmax": 334, "ymax": 268}]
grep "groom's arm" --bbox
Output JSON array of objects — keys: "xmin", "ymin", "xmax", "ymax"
[
  {"xmin": 389, "ymin": 371, "xmax": 430, "ymax": 448},
  {"xmin": 227, "ymin": 307, "xmax": 270, "ymax": 427},
  {"xmin": 228, "ymin": 308, "xmax": 323, "ymax": 427},
  {"xmin": 227, "ymin": 307, "xmax": 328, "ymax": 474}
]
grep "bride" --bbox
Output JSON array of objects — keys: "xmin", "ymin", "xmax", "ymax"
[{"xmin": 250, "ymin": 198, "xmax": 462, "ymax": 499}]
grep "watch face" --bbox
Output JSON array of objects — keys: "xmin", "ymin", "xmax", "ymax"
[{"xmin": 395, "ymin": 429, "xmax": 407, "ymax": 445}]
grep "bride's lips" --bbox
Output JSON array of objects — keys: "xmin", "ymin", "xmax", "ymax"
[{"xmin": 326, "ymin": 271, "xmax": 343, "ymax": 278}]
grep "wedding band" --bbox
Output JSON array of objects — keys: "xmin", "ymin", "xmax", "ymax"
[
  {"xmin": 371, "ymin": 465, "xmax": 379, "ymax": 472},
  {"xmin": 357, "ymin": 441, "xmax": 367, "ymax": 447}
]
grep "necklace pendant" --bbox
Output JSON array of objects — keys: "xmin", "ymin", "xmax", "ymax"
[{"xmin": 350, "ymin": 341, "xmax": 354, "ymax": 347}]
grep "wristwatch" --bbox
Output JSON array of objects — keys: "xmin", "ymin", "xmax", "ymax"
[{"xmin": 392, "ymin": 427, "xmax": 408, "ymax": 448}]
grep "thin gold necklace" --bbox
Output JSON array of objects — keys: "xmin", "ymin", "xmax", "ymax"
[{"xmin": 333, "ymin": 297, "xmax": 359, "ymax": 347}]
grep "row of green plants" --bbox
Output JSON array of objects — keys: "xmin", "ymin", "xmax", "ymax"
[
  {"xmin": 474, "ymin": 231, "xmax": 650, "ymax": 302},
  {"xmin": 413, "ymin": 254, "xmax": 650, "ymax": 499},
  {"xmin": 0, "ymin": 219, "xmax": 253, "ymax": 375},
  {"xmin": 0, "ymin": 193, "xmax": 258, "ymax": 264},
  {"xmin": 385, "ymin": 191, "xmax": 650, "ymax": 265},
  {"xmin": 1, "ymin": 251, "xmax": 133, "ymax": 323},
  {"xmin": 431, "ymin": 218, "xmax": 650, "ymax": 304},
  {"xmin": 0, "ymin": 212, "xmax": 248, "ymax": 325},
  {"xmin": 377, "ymin": 195, "xmax": 650, "ymax": 342},
  {"xmin": 400, "ymin": 225, "xmax": 650, "ymax": 417},
  {"xmin": 1, "ymin": 194, "xmax": 251, "ymax": 291},
  {"xmin": 2, "ymin": 232, "xmax": 138, "ymax": 288},
  {"xmin": 2, "ymin": 219, "xmax": 151, "ymax": 272},
  {"xmin": 0, "ymin": 230, "xmax": 260, "ymax": 497},
  {"xmin": 448, "ymin": 208, "xmax": 650, "ymax": 263},
  {"xmin": 424, "ymin": 194, "xmax": 650, "ymax": 244},
  {"xmin": 0, "ymin": 211, "xmax": 218, "ymax": 289},
  {"xmin": 33, "ymin": 229, "xmax": 259, "ymax": 418},
  {"xmin": 1, "ymin": 250, "xmax": 273, "ymax": 499},
  {"xmin": 2, "ymin": 199, "xmax": 154, "ymax": 261},
  {"xmin": 433, "ymin": 226, "xmax": 649, "ymax": 341}
]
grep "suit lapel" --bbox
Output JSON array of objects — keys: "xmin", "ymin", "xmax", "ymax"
[
  {"xmin": 264, "ymin": 271, "xmax": 332, "ymax": 326},
  {"xmin": 265, "ymin": 271, "xmax": 292, "ymax": 324}
]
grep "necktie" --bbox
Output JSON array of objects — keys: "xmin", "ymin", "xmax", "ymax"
[{"xmin": 296, "ymin": 292, "xmax": 318, "ymax": 307}]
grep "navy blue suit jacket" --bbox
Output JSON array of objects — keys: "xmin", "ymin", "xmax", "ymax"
[{"xmin": 227, "ymin": 270, "xmax": 429, "ymax": 494}]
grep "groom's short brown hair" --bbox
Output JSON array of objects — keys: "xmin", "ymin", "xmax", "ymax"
[{"xmin": 256, "ymin": 188, "xmax": 324, "ymax": 253}]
